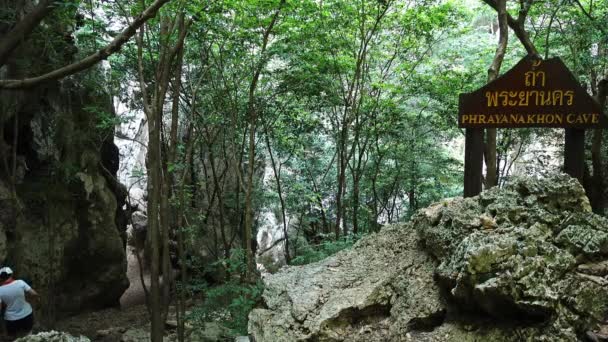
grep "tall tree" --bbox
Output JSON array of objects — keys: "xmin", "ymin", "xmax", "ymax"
[
  {"xmin": 135, "ymin": 4, "xmax": 190, "ymax": 340},
  {"xmin": 243, "ymin": 0, "xmax": 287, "ymax": 277}
]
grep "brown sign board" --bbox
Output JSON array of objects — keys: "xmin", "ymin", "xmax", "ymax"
[{"xmin": 459, "ymin": 55, "xmax": 606, "ymax": 128}]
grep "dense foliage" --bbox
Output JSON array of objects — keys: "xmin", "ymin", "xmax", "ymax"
[{"xmin": 1, "ymin": 0, "xmax": 606, "ymax": 339}]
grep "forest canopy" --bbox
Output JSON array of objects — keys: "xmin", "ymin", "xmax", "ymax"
[{"xmin": 0, "ymin": 0, "xmax": 606, "ymax": 340}]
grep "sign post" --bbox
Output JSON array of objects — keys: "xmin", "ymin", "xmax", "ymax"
[
  {"xmin": 563, "ymin": 128, "xmax": 585, "ymax": 181},
  {"xmin": 459, "ymin": 55, "xmax": 606, "ymax": 197},
  {"xmin": 463, "ymin": 128, "xmax": 483, "ymax": 197}
]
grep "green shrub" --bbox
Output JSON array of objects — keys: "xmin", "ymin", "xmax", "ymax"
[
  {"xmin": 188, "ymin": 249, "xmax": 264, "ymax": 335},
  {"xmin": 290, "ymin": 233, "xmax": 363, "ymax": 266}
]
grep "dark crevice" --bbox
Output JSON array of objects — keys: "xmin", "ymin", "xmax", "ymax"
[
  {"xmin": 326, "ymin": 303, "xmax": 392, "ymax": 326},
  {"xmin": 439, "ymin": 289, "xmax": 553, "ymax": 328},
  {"xmin": 407, "ymin": 309, "xmax": 446, "ymax": 332},
  {"xmin": 435, "ymin": 272, "xmax": 553, "ymax": 329}
]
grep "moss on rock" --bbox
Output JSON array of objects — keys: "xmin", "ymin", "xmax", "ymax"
[{"xmin": 251, "ymin": 174, "xmax": 608, "ymax": 341}]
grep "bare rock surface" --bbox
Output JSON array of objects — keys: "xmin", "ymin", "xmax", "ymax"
[
  {"xmin": 14, "ymin": 331, "xmax": 91, "ymax": 342},
  {"xmin": 249, "ymin": 221, "xmax": 443, "ymax": 341},
  {"xmin": 249, "ymin": 174, "xmax": 608, "ymax": 341},
  {"xmin": 0, "ymin": 0, "xmax": 128, "ymax": 314}
]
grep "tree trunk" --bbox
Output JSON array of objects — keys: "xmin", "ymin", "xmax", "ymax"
[
  {"xmin": 147, "ymin": 104, "xmax": 163, "ymax": 342},
  {"xmin": 136, "ymin": 11, "xmax": 190, "ymax": 341},
  {"xmin": 351, "ymin": 172, "xmax": 359, "ymax": 235},
  {"xmin": 207, "ymin": 142, "xmax": 231, "ymax": 258},
  {"xmin": 484, "ymin": 128, "xmax": 497, "ymax": 187},
  {"xmin": 335, "ymin": 130, "xmax": 346, "ymax": 238},
  {"xmin": 264, "ymin": 131, "xmax": 291, "ymax": 263},
  {"xmin": 590, "ymin": 77, "xmax": 607, "ymax": 213},
  {"xmin": 305, "ymin": 166, "xmax": 329, "ymax": 234},
  {"xmin": 243, "ymin": 0, "xmax": 286, "ymax": 278},
  {"xmin": 483, "ymin": 0, "xmax": 508, "ymax": 189}
]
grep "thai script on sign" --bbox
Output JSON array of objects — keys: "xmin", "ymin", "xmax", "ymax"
[
  {"xmin": 485, "ymin": 89, "xmax": 574, "ymax": 107},
  {"xmin": 484, "ymin": 70, "xmax": 574, "ymax": 107},
  {"xmin": 458, "ymin": 56, "xmax": 605, "ymax": 129}
]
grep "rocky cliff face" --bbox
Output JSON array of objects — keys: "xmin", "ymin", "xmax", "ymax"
[
  {"xmin": 249, "ymin": 174, "xmax": 608, "ymax": 341},
  {"xmin": 0, "ymin": 1, "xmax": 128, "ymax": 314},
  {"xmin": 0, "ymin": 85, "xmax": 129, "ymax": 313}
]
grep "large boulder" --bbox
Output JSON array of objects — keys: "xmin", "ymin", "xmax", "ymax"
[
  {"xmin": 1, "ymin": 89, "xmax": 130, "ymax": 313},
  {"xmin": 416, "ymin": 174, "xmax": 608, "ymax": 340},
  {"xmin": 249, "ymin": 174, "xmax": 608, "ymax": 341},
  {"xmin": 249, "ymin": 222, "xmax": 444, "ymax": 341},
  {"xmin": 0, "ymin": 0, "xmax": 129, "ymax": 314}
]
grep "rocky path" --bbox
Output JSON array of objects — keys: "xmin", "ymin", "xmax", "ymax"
[
  {"xmin": 55, "ymin": 304, "xmax": 149, "ymax": 341},
  {"xmin": 54, "ymin": 246, "xmax": 186, "ymax": 341},
  {"xmin": 119, "ymin": 247, "xmax": 149, "ymax": 308},
  {"xmin": 54, "ymin": 247, "xmax": 151, "ymax": 340}
]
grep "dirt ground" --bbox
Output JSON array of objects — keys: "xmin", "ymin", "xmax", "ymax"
[
  {"xmin": 54, "ymin": 304, "xmax": 150, "ymax": 340},
  {"xmin": 54, "ymin": 247, "xmax": 153, "ymax": 340}
]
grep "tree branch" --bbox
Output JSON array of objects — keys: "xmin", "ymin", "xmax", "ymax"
[
  {"xmin": 482, "ymin": 0, "xmax": 540, "ymax": 57},
  {"xmin": 0, "ymin": 0, "xmax": 62, "ymax": 68},
  {"xmin": 573, "ymin": 0, "xmax": 607, "ymax": 35},
  {"xmin": 484, "ymin": 0, "xmax": 509, "ymax": 188},
  {"xmin": 0, "ymin": 0, "xmax": 172, "ymax": 89},
  {"xmin": 488, "ymin": 0, "xmax": 508, "ymax": 81}
]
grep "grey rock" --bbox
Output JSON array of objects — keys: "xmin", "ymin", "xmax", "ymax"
[
  {"xmin": 15, "ymin": 331, "xmax": 91, "ymax": 342},
  {"xmin": 249, "ymin": 222, "xmax": 444, "ymax": 341},
  {"xmin": 250, "ymin": 174, "xmax": 608, "ymax": 341},
  {"xmin": 128, "ymin": 211, "xmax": 148, "ymax": 249},
  {"xmin": 0, "ymin": 4, "xmax": 129, "ymax": 313},
  {"xmin": 131, "ymin": 211, "xmax": 148, "ymax": 232},
  {"xmin": 417, "ymin": 174, "xmax": 608, "ymax": 337}
]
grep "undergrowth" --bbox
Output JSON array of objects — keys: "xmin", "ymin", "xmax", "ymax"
[
  {"xmin": 187, "ymin": 249, "xmax": 264, "ymax": 336},
  {"xmin": 290, "ymin": 233, "xmax": 363, "ymax": 265}
]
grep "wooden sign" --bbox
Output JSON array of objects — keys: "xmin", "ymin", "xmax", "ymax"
[
  {"xmin": 459, "ymin": 55, "xmax": 606, "ymax": 128},
  {"xmin": 460, "ymin": 55, "xmax": 607, "ymax": 198}
]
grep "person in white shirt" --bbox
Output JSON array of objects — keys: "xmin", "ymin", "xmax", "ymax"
[{"xmin": 0, "ymin": 267, "xmax": 38, "ymax": 339}]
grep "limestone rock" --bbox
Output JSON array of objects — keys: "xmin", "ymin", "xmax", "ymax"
[
  {"xmin": 249, "ymin": 223, "xmax": 444, "ymax": 341},
  {"xmin": 15, "ymin": 331, "xmax": 90, "ymax": 342},
  {"xmin": 416, "ymin": 174, "xmax": 608, "ymax": 337},
  {"xmin": 128, "ymin": 211, "xmax": 148, "ymax": 249},
  {"xmin": 0, "ymin": 0, "xmax": 129, "ymax": 314},
  {"xmin": 250, "ymin": 174, "xmax": 608, "ymax": 341}
]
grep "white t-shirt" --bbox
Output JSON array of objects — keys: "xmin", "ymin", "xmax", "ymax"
[{"xmin": 0, "ymin": 280, "xmax": 33, "ymax": 321}]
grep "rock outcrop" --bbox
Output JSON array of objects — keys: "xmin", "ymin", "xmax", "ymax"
[
  {"xmin": 249, "ymin": 174, "xmax": 608, "ymax": 341},
  {"xmin": 0, "ymin": 0, "xmax": 128, "ymax": 313},
  {"xmin": 249, "ymin": 222, "xmax": 443, "ymax": 341},
  {"xmin": 15, "ymin": 331, "xmax": 91, "ymax": 342},
  {"xmin": 0, "ymin": 85, "xmax": 130, "ymax": 313}
]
